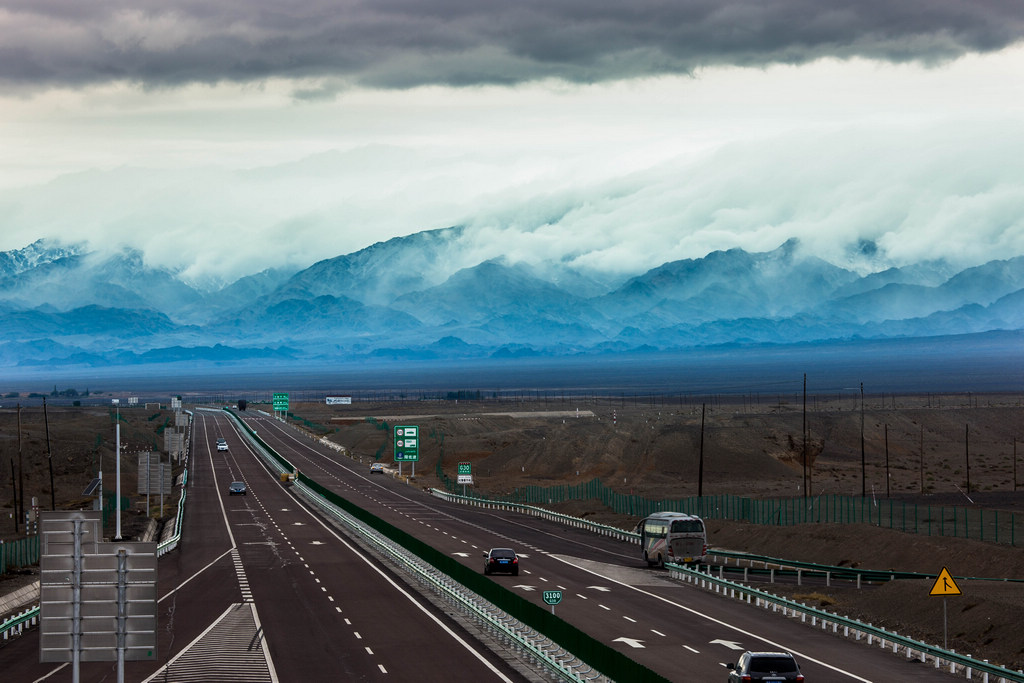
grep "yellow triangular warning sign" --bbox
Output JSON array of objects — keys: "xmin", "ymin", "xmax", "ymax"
[{"xmin": 929, "ymin": 567, "xmax": 962, "ymax": 596}]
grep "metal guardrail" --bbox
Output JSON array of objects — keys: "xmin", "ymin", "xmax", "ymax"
[
  {"xmin": 0, "ymin": 605, "xmax": 39, "ymax": 643},
  {"xmin": 435, "ymin": 488, "xmax": 1024, "ymax": 683},
  {"xmin": 708, "ymin": 549, "xmax": 1024, "ymax": 586},
  {"xmin": 670, "ymin": 562, "xmax": 1024, "ymax": 683},
  {"xmin": 296, "ymin": 478, "xmax": 601, "ymax": 682},
  {"xmin": 429, "ymin": 489, "xmax": 641, "ymax": 544},
  {"xmin": 225, "ymin": 408, "xmax": 611, "ymax": 682}
]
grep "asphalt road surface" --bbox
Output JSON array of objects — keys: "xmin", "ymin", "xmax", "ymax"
[
  {"xmin": 0, "ymin": 407, "xmax": 977, "ymax": 682},
  {"xmin": 0, "ymin": 410, "xmax": 528, "ymax": 682},
  {"xmin": 241, "ymin": 409, "xmax": 975, "ymax": 682}
]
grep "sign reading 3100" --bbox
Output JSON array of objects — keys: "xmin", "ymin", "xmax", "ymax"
[{"xmin": 394, "ymin": 425, "xmax": 420, "ymax": 461}]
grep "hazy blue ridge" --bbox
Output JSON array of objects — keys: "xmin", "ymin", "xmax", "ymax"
[{"xmin": 1, "ymin": 233, "xmax": 1023, "ymax": 370}]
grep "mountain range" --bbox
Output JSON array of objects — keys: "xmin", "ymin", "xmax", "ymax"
[{"xmin": 1, "ymin": 228, "xmax": 1023, "ymax": 369}]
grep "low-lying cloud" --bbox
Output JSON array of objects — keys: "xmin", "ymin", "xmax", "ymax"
[{"xmin": 4, "ymin": 119, "xmax": 1023, "ymax": 286}]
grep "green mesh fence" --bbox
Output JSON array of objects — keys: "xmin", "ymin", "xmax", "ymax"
[
  {"xmin": 443, "ymin": 477, "xmax": 1019, "ymax": 546},
  {"xmin": 0, "ymin": 535, "xmax": 40, "ymax": 574}
]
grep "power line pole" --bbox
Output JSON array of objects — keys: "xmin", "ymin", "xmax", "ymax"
[
  {"xmin": 697, "ymin": 403, "xmax": 705, "ymax": 498},
  {"xmin": 802, "ymin": 374, "xmax": 808, "ymax": 499},
  {"xmin": 18, "ymin": 403, "xmax": 24, "ymax": 530},
  {"xmin": 884, "ymin": 423, "xmax": 890, "ymax": 498},
  {"xmin": 44, "ymin": 397, "xmax": 55, "ymax": 511},
  {"xmin": 860, "ymin": 383, "xmax": 866, "ymax": 498},
  {"xmin": 965, "ymin": 424, "xmax": 971, "ymax": 495}
]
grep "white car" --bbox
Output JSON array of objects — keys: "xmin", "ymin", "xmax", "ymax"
[{"xmin": 217, "ymin": 439, "xmax": 228, "ymax": 451}]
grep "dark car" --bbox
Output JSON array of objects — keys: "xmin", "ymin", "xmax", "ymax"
[
  {"xmin": 483, "ymin": 548, "xmax": 519, "ymax": 575},
  {"xmin": 228, "ymin": 481, "xmax": 247, "ymax": 496},
  {"xmin": 727, "ymin": 651, "xmax": 803, "ymax": 682}
]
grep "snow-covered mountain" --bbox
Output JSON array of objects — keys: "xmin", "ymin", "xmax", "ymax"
[{"xmin": 1, "ymin": 231, "xmax": 1023, "ymax": 368}]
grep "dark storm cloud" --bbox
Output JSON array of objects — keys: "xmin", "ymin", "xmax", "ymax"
[{"xmin": 3, "ymin": 0, "xmax": 1024, "ymax": 90}]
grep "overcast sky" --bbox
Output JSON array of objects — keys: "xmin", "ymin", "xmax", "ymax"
[{"xmin": 2, "ymin": 0, "xmax": 1024, "ymax": 285}]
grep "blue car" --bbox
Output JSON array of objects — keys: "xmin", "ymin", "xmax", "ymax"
[{"xmin": 228, "ymin": 481, "xmax": 247, "ymax": 495}]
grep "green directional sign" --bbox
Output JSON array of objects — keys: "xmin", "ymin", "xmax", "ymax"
[
  {"xmin": 394, "ymin": 425, "xmax": 419, "ymax": 461},
  {"xmin": 458, "ymin": 462, "xmax": 472, "ymax": 475},
  {"xmin": 272, "ymin": 392, "xmax": 289, "ymax": 412},
  {"xmin": 542, "ymin": 590, "xmax": 562, "ymax": 606}
]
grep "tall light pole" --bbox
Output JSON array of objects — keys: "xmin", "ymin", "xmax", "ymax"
[{"xmin": 113, "ymin": 399, "xmax": 122, "ymax": 540}]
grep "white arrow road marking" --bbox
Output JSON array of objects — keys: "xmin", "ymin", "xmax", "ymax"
[
  {"xmin": 710, "ymin": 639, "xmax": 745, "ymax": 650},
  {"xmin": 292, "ymin": 522, "xmax": 305, "ymax": 526},
  {"xmin": 452, "ymin": 552, "xmax": 470, "ymax": 557},
  {"xmin": 613, "ymin": 637, "xmax": 645, "ymax": 649},
  {"xmin": 513, "ymin": 585, "xmax": 537, "ymax": 591},
  {"xmin": 588, "ymin": 586, "xmax": 611, "ymax": 592},
  {"xmin": 310, "ymin": 541, "xmax": 324, "ymax": 545}
]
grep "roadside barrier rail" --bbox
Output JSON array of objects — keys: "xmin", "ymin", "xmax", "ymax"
[
  {"xmin": 224, "ymin": 408, "xmax": 669, "ymax": 683},
  {"xmin": 709, "ymin": 548, "xmax": 1024, "ymax": 587},
  {"xmin": 434, "ymin": 487, "xmax": 1024, "ymax": 681},
  {"xmin": 0, "ymin": 606, "xmax": 38, "ymax": 643},
  {"xmin": 297, "ymin": 478, "xmax": 598, "ymax": 682},
  {"xmin": 670, "ymin": 562, "xmax": 1024, "ymax": 683},
  {"xmin": 429, "ymin": 489, "xmax": 641, "ymax": 544}
]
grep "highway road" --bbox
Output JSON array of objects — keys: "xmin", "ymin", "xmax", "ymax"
[
  {"xmin": 0, "ymin": 410, "xmax": 528, "ymax": 683},
  {"xmin": 239, "ymin": 409, "xmax": 972, "ymax": 683}
]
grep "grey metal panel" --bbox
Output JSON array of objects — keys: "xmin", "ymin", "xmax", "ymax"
[
  {"xmin": 40, "ymin": 601, "xmax": 75, "ymax": 619},
  {"xmin": 96, "ymin": 541, "xmax": 158, "ymax": 561},
  {"xmin": 40, "ymin": 510, "xmax": 101, "ymax": 555},
  {"xmin": 79, "ymin": 601, "xmax": 118, "ymax": 618},
  {"xmin": 40, "ymin": 554, "xmax": 76, "ymax": 572},
  {"xmin": 38, "ymin": 533, "xmax": 159, "ymax": 663}
]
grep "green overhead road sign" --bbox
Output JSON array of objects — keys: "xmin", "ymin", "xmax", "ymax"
[
  {"xmin": 394, "ymin": 425, "xmax": 419, "ymax": 461},
  {"xmin": 273, "ymin": 392, "xmax": 289, "ymax": 412}
]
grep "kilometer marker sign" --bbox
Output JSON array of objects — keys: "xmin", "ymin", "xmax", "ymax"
[{"xmin": 543, "ymin": 590, "xmax": 562, "ymax": 614}]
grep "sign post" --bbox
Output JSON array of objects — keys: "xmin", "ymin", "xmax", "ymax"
[
  {"xmin": 272, "ymin": 392, "xmax": 289, "ymax": 420},
  {"xmin": 457, "ymin": 462, "xmax": 473, "ymax": 495},
  {"xmin": 394, "ymin": 426, "xmax": 419, "ymax": 478},
  {"xmin": 542, "ymin": 590, "xmax": 562, "ymax": 615},
  {"xmin": 929, "ymin": 566, "xmax": 962, "ymax": 649}
]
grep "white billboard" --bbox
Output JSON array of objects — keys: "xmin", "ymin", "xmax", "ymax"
[{"xmin": 325, "ymin": 396, "xmax": 352, "ymax": 405}]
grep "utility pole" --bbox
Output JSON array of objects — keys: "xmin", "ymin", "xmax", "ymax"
[
  {"xmin": 44, "ymin": 397, "xmax": 55, "ymax": 510},
  {"xmin": 802, "ymin": 374, "xmax": 808, "ymax": 499},
  {"xmin": 860, "ymin": 383, "xmax": 866, "ymax": 498},
  {"xmin": 919, "ymin": 425, "xmax": 925, "ymax": 494},
  {"xmin": 18, "ymin": 403, "xmax": 24, "ymax": 530},
  {"xmin": 884, "ymin": 423, "xmax": 890, "ymax": 498},
  {"xmin": 965, "ymin": 424, "xmax": 970, "ymax": 495},
  {"xmin": 697, "ymin": 403, "xmax": 705, "ymax": 498}
]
